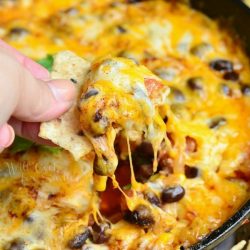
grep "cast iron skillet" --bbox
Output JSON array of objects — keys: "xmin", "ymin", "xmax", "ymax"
[
  {"xmin": 188, "ymin": 200, "xmax": 250, "ymax": 249},
  {"xmin": 185, "ymin": 0, "xmax": 250, "ymax": 249},
  {"xmin": 190, "ymin": 0, "xmax": 250, "ymax": 54}
]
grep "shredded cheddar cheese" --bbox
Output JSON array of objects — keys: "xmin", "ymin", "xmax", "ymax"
[{"xmin": 79, "ymin": 57, "xmax": 169, "ymax": 176}]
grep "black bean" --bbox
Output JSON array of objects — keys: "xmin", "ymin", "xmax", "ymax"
[
  {"xmin": 92, "ymin": 222, "xmax": 110, "ymax": 232},
  {"xmin": 9, "ymin": 27, "xmax": 29, "ymax": 37},
  {"xmin": 163, "ymin": 116, "xmax": 168, "ymax": 123},
  {"xmin": 161, "ymin": 185, "xmax": 185, "ymax": 204},
  {"xmin": 209, "ymin": 117, "xmax": 226, "ymax": 129},
  {"xmin": 171, "ymin": 88, "xmax": 186, "ymax": 102},
  {"xmin": 102, "ymin": 154, "xmax": 108, "ymax": 162},
  {"xmin": 127, "ymin": 0, "xmax": 143, "ymax": 3},
  {"xmin": 209, "ymin": 59, "xmax": 233, "ymax": 73},
  {"xmin": 135, "ymin": 142, "xmax": 154, "ymax": 158},
  {"xmin": 64, "ymin": 7, "xmax": 78, "ymax": 16},
  {"xmin": 133, "ymin": 143, "xmax": 154, "ymax": 182},
  {"xmin": 185, "ymin": 165, "xmax": 199, "ymax": 179},
  {"xmin": 154, "ymin": 67, "xmax": 177, "ymax": 81},
  {"xmin": 135, "ymin": 164, "xmax": 153, "ymax": 183},
  {"xmin": 6, "ymin": 239, "xmax": 25, "ymax": 250},
  {"xmin": 241, "ymin": 84, "xmax": 250, "ymax": 96},
  {"xmin": 91, "ymin": 222, "xmax": 111, "ymax": 244},
  {"xmin": 145, "ymin": 192, "xmax": 161, "ymax": 206},
  {"xmin": 124, "ymin": 204, "xmax": 155, "ymax": 228},
  {"xmin": 118, "ymin": 51, "xmax": 139, "ymax": 64},
  {"xmin": 223, "ymin": 71, "xmax": 239, "ymax": 81},
  {"xmin": 117, "ymin": 25, "xmax": 127, "ymax": 33},
  {"xmin": 77, "ymin": 131, "xmax": 84, "ymax": 136},
  {"xmin": 110, "ymin": 2, "xmax": 120, "ymax": 7},
  {"xmin": 84, "ymin": 89, "xmax": 99, "ymax": 99},
  {"xmin": 220, "ymin": 83, "xmax": 232, "ymax": 96},
  {"xmin": 24, "ymin": 215, "xmax": 34, "ymax": 223},
  {"xmin": 48, "ymin": 193, "xmax": 57, "ymax": 199},
  {"xmin": 68, "ymin": 229, "xmax": 90, "ymax": 249},
  {"xmin": 70, "ymin": 78, "xmax": 78, "ymax": 84},
  {"xmin": 187, "ymin": 77, "xmax": 203, "ymax": 91},
  {"xmin": 93, "ymin": 110, "xmax": 102, "ymax": 122}
]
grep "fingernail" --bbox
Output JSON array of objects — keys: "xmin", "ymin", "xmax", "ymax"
[
  {"xmin": 48, "ymin": 80, "xmax": 76, "ymax": 102},
  {"xmin": 0, "ymin": 124, "xmax": 15, "ymax": 148}
]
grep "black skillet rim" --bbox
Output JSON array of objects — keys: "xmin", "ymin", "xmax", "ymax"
[{"xmin": 187, "ymin": 199, "xmax": 250, "ymax": 250}]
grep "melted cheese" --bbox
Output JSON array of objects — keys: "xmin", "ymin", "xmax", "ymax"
[
  {"xmin": 79, "ymin": 57, "xmax": 169, "ymax": 176},
  {"xmin": 0, "ymin": 150, "xmax": 94, "ymax": 249}
]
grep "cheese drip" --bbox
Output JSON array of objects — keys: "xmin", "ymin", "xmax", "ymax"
[{"xmin": 108, "ymin": 137, "xmax": 146, "ymax": 212}]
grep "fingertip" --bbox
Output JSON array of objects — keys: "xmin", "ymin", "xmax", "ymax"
[
  {"xmin": 22, "ymin": 79, "xmax": 76, "ymax": 122},
  {"xmin": 0, "ymin": 124, "xmax": 15, "ymax": 148},
  {"xmin": 13, "ymin": 75, "xmax": 76, "ymax": 123}
]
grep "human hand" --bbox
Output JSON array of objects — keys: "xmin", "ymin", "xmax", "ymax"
[{"xmin": 0, "ymin": 40, "xmax": 75, "ymax": 151}]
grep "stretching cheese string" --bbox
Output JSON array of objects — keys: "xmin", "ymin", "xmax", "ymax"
[
  {"xmin": 91, "ymin": 193, "xmax": 104, "ymax": 224},
  {"xmin": 126, "ymin": 136, "xmax": 140, "ymax": 190},
  {"xmin": 110, "ymin": 175, "xmax": 128, "ymax": 199}
]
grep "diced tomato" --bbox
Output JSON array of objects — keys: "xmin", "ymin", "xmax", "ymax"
[
  {"xmin": 99, "ymin": 180, "xmax": 122, "ymax": 216},
  {"xmin": 234, "ymin": 170, "xmax": 250, "ymax": 182},
  {"xmin": 115, "ymin": 161, "xmax": 131, "ymax": 186},
  {"xmin": 144, "ymin": 78, "xmax": 164, "ymax": 97}
]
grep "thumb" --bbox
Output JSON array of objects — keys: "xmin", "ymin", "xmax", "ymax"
[
  {"xmin": 14, "ymin": 78, "xmax": 76, "ymax": 122},
  {"xmin": 0, "ymin": 47, "xmax": 75, "ymax": 124}
]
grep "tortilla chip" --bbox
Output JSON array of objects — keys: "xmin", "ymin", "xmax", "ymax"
[{"xmin": 39, "ymin": 51, "xmax": 93, "ymax": 160}]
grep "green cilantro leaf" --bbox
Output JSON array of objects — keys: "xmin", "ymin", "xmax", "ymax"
[
  {"xmin": 37, "ymin": 55, "xmax": 54, "ymax": 72},
  {"xmin": 9, "ymin": 136, "xmax": 61, "ymax": 155},
  {"xmin": 38, "ymin": 145, "xmax": 61, "ymax": 154},
  {"xmin": 9, "ymin": 136, "xmax": 34, "ymax": 154}
]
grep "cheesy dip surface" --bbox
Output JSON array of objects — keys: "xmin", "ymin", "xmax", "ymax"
[{"xmin": 0, "ymin": 0, "xmax": 250, "ymax": 250}]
